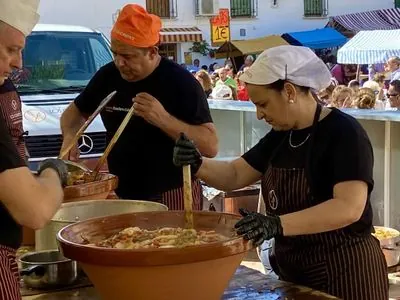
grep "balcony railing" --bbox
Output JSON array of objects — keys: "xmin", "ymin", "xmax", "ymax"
[
  {"xmin": 230, "ymin": 0, "xmax": 258, "ymax": 18},
  {"xmin": 304, "ymin": 0, "xmax": 328, "ymax": 17},
  {"xmin": 146, "ymin": 0, "xmax": 177, "ymax": 18}
]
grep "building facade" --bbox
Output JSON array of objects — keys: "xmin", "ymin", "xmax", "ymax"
[{"xmin": 38, "ymin": 0, "xmax": 395, "ymax": 65}]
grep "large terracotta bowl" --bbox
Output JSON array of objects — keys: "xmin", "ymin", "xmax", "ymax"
[
  {"xmin": 63, "ymin": 173, "xmax": 118, "ymax": 202},
  {"xmin": 57, "ymin": 211, "xmax": 253, "ymax": 300}
]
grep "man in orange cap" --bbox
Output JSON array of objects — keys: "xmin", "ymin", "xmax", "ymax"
[{"xmin": 60, "ymin": 4, "xmax": 218, "ymax": 210}]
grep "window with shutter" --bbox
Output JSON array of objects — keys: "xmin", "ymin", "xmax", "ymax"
[{"xmin": 230, "ymin": 0, "xmax": 257, "ymax": 18}]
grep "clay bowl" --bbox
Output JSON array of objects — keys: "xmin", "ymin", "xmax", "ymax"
[
  {"xmin": 63, "ymin": 173, "xmax": 118, "ymax": 202},
  {"xmin": 57, "ymin": 211, "xmax": 253, "ymax": 300}
]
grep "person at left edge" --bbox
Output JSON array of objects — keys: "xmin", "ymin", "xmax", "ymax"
[{"xmin": 59, "ymin": 4, "xmax": 218, "ymax": 209}]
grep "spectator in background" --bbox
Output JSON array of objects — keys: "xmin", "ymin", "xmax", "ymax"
[
  {"xmin": 387, "ymin": 80, "xmax": 400, "ymax": 109},
  {"xmin": 363, "ymin": 73, "xmax": 386, "ymax": 106},
  {"xmin": 201, "ymin": 65, "xmax": 208, "ymax": 71},
  {"xmin": 224, "ymin": 63, "xmax": 235, "ymax": 78},
  {"xmin": 195, "ymin": 70, "xmax": 213, "ymax": 98},
  {"xmin": 239, "ymin": 55, "xmax": 254, "ymax": 71},
  {"xmin": 331, "ymin": 85, "xmax": 354, "ymax": 108},
  {"xmin": 216, "ymin": 67, "xmax": 237, "ymax": 93},
  {"xmin": 348, "ymin": 80, "xmax": 360, "ymax": 93},
  {"xmin": 317, "ymin": 80, "xmax": 337, "ymax": 106},
  {"xmin": 331, "ymin": 64, "xmax": 357, "ymax": 85},
  {"xmin": 386, "ymin": 57, "xmax": 400, "ymax": 82},
  {"xmin": 368, "ymin": 63, "xmax": 386, "ymax": 81},
  {"xmin": 209, "ymin": 62, "xmax": 219, "ymax": 74},
  {"xmin": 191, "ymin": 59, "xmax": 200, "ymax": 72},
  {"xmin": 352, "ymin": 88, "xmax": 376, "ymax": 109},
  {"xmin": 237, "ymin": 67, "xmax": 250, "ymax": 101}
]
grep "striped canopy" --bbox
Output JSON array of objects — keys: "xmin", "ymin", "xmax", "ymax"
[
  {"xmin": 331, "ymin": 8, "xmax": 400, "ymax": 31},
  {"xmin": 337, "ymin": 30, "xmax": 400, "ymax": 64}
]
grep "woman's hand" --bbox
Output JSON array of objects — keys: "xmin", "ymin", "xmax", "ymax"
[
  {"xmin": 173, "ymin": 133, "xmax": 203, "ymax": 174},
  {"xmin": 235, "ymin": 208, "xmax": 283, "ymax": 246}
]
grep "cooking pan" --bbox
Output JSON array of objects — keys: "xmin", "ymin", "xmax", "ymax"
[{"xmin": 19, "ymin": 250, "xmax": 78, "ymax": 289}]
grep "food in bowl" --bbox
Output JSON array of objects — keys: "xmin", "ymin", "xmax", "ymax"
[
  {"xmin": 372, "ymin": 226, "xmax": 400, "ymax": 240},
  {"xmin": 67, "ymin": 171, "xmax": 92, "ymax": 186},
  {"xmin": 88, "ymin": 227, "xmax": 230, "ymax": 249},
  {"xmin": 57, "ymin": 211, "xmax": 253, "ymax": 300}
]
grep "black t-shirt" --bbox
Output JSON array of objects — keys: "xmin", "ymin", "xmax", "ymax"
[
  {"xmin": 242, "ymin": 108, "xmax": 374, "ymax": 236},
  {"xmin": 75, "ymin": 58, "xmax": 213, "ymax": 199},
  {"xmin": 0, "ymin": 112, "xmax": 25, "ymax": 249}
]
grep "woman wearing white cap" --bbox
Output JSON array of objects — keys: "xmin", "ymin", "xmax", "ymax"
[{"xmin": 173, "ymin": 45, "xmax": 388, "ymax": 299}]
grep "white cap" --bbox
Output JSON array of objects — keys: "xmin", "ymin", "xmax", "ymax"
[
  {"xmin": 239, "ymin": 45, "xmax": 332, "ymax": 91},
  {"xmin": 0, "ymin": 0, "xmax": 40, "ymax": 36}
]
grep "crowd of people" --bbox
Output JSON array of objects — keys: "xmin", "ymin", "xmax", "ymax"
[
  {"xmin": 186, "ymin": 52, "xmax": 400, "ymax": 111},
  {"xmin": 182, "ymin": 56, "xmax": 254, "ymax": 101}
]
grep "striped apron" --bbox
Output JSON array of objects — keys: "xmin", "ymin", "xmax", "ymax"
[
  {"xmin": 263, "ymin": 105, "xmax": 388, "ymax": 299},
  {"xmin": 159, "ymin": 179, "xmax": 203, "ymax": 211},
  {"xmin": 0, "ymin": 246, "xmax": 21, "ymax": 300},
  {"xmin": 0, "ymin": 80, "xmax": 26, "ymax": 161},
  {"xmin": 263, "ymin": 167, "xmax": 388, "ymax": 299}
]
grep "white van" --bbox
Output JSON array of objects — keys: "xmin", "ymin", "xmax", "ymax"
[{"xmin": 16, "ymin": 24, "xmax": 113, "ymax": 169}]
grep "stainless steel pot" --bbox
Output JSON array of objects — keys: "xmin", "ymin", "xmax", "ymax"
[
  {"xmin": 19, "ymin": 250, "xmax": 78, "ymax": 289},
  {"xmin": 382, "ymin": 245, "xmax": 400, "ymax": 267},
  {"xmin": 35, "ymin": 199, "xmax": 168, "ymax": 251}
]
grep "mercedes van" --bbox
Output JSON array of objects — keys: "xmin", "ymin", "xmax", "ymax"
[{"xmin": 16, "ymin": 24, "xmax": 113, "ymax": 169}]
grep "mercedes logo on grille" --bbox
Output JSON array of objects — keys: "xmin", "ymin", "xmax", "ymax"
[{"xmin": 78, "ymin": 135, "xmax": 94, "ymax": 154}]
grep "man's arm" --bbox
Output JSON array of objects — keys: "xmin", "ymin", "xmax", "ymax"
[
  {"xmin": 134, "ymin": 92, "xmax": 218, "ymax": 158},
  {"xmin": 0, "ymin": 112, "xmax": 65, "ymax": 229},
  {"xmin": 157, "ymin": 115, "xmax": 217, "ymax": 158},
  {"xmin": 0, "ymin": 167, "xmax": 64, "ymax": 229}
]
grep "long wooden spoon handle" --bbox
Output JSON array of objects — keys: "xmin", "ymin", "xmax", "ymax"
[
  {"xmin": 58, "ymin": 91, "xmax": 117, "ymax": 159},
  {"xmin": 92, "ymin": 104, "xmax": 135, "ymax": 179},
  {"xmin": 183, "ymin": 165, "xmax": 194, "ymax": 228}
]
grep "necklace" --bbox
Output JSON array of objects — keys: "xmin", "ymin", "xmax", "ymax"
[{"xmin": 289, "ymin": 131, "xmax": 310, "ymax": 148}]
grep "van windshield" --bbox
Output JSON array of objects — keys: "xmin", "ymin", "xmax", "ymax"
[{"xmin": 14, "ymin": 31, "xmax": 113, "ymax": 94}]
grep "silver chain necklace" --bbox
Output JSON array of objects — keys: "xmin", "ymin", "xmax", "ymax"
[{"xmin": 289, "ymin": 131, "xmax": 311, "ymax": 148}]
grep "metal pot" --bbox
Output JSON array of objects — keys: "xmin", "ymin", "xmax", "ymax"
[
  {"xmin": 19, "ymin": 250, "xmax": 78, "ymax": 289},
  {"xmin": 382, "ymin": 245, "xmax": 400, "ymax": 267},
  {"xmin": 35, "ymin": 199, "xmax": 168, "ymax": 251}
]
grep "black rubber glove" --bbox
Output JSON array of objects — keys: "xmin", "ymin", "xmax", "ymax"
[
  {"xmin": 173, "ymin": 133, "xmax": 202, "ymax": 174},
  {"xmin": 234, "ymin": 208, "xmax": 283, "ymax": 247},
  {"xmin": 37, "ymin": 158, "xmax": 68, "ymax": 187}
]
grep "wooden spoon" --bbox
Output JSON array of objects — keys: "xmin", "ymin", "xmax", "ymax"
[
  {"xmin": 183, "ymin": 165, "xmax": 194, "ymax": 229},
  {"xmin": 91, "ymin": 104, "xmax": 135, "ymax": 181},
  {"xmin": 58, "ymin": 90, "xmax": 117, "ymax": 160}
]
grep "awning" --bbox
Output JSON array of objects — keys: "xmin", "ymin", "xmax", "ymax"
[
  {"xmin": 330, "ymin": 8, "xmax": 400, "ymax": 32},
  {"xmin": 337, "ymin": 30, "xmax": 400, "ymax": 64},
  {"xmin": 215, "ymin": 35, "xmax": 289, "ymax": 59},
  {"xmin": 160, "ymin": 27, "xmax": 203, "ymax": 43},
  {"xmin": 281, "ymin": 28, "xmax": 347, "ymax": 49}
]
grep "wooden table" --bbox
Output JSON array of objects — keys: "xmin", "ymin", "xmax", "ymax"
[{"xmin": 22, "ymin": 265, "xmax": 337, "ymax": 300}]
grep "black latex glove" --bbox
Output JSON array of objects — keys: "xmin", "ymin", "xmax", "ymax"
[
  {"xmin": 173, "ymin": 133, "xmax": 202, "ymax": 174},
  {"xmin": 37, "ymin": 158, "xmax": 68, "ymax": 187},
  {"xmin": 234, "ymin": 208, "xmax": 283, "ymax": 247}
]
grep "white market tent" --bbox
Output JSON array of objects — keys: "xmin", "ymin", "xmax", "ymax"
[{"xmin": 337, "ymin": 29, "xmax": 400, "ymax": 64}]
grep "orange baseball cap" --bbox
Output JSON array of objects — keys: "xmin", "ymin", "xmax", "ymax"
[{"xmin": 111, "ymin": 4, "xmax": 162, "ymax": 48}]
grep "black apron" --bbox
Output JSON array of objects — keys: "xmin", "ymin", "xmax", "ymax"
[{"xmin": 264, "ymin": 105, "xmax": 388, "ymax": 300}]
